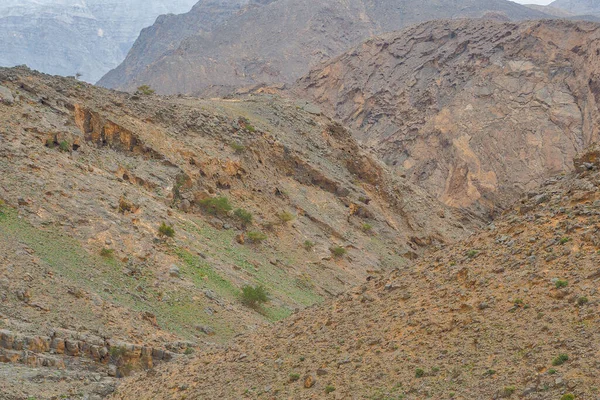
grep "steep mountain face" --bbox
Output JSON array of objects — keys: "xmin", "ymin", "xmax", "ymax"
[
  {"xmin": 97, "ymin": 0, "xmax": 549, "ymax": 94},
  {"xmin": 0, "ymin": 66, "xmax": 475, "ymax": 399},
  {"xmin": 0, "ymin": 0, "xmax": 197, "ymax": 83},
  {"xmin": 112, "ymin": 147, "xmax": 600, "ymax": 400},
  {"xmin": 295, "ymin": 19, "xmax": 600, "ymax": 217}
]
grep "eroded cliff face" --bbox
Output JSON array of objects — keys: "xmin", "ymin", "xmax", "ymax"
[{"xmin": 295, "ymin": 19, "xmax": 600, "ymax": 216}]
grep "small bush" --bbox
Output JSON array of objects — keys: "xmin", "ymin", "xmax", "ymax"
[
  {"xmin": 278, "ymin": 211, "xmax": 295, "ymax": 223},
  {"xmin": 109, "ymin": 345, "xmax": 127, "ymax": 361},
  {"xmin": 552, "ymin": 354, "xmax": 569, "ymax": 366},
  {"xmin": 184, "ymin": 347, "xmax": 194, "ymax": 355},
  {"xmin": 415, "ymin": 368, "xmax": 425, "ymax": 378},
  {"xmin": 501, "ymin": 386, "xmax": 515, "ymax": 397},
  {"xmin": 137, "ymin": 85, "xmax": 155, "ymax": 95},
  {"xmin": 303, "ymin": 240, "xmax": 315, "ymax": 250},
  {"xmin": 289, "ymin": 373, "xmax": 300, "ymax": 382},
  {"xmin": 234, "ymin": 208, "xmax": 253, "ymax": 225},
  {"xmin": 466, "ymin": 249, "xmax": 478, "ymax": 258},
  {"xmin": 559, "ymin": 237, "xmax": 571, "ymax": 245},
  {"xmin": 330, "ymin": 246, "xmax": 346, "ymax": 258},
  {"xmin": 361, "ymin": 223, "xmax": 373, "ymax": 232},
  {"xmin": 100, "ymin": 248, "xmax": 114, "ymax": 258},
  {"xmin": 58, "ymin": 140, "xmax": 70, "ymax": 152},
  {"xmin": 45, "ymin": 138, "xmax": 55, "ymax": 148},
  {"xmin": 325, "ymin": 386, "xmax": 335, "ymax": 394},
  {"xmin": 513, "ymin": 298, "xmax": 525, "ymax": 307},
  {"xmin": 198, "ymin": 196, "xmax": 232, "ymax": 216},
  {"xmin": 555, "ymin": 280, "xmax": 568, "ymax": 289},
  {"xmin": 548, "ymin": 369, "xmax": 557, "ymax": 375},
  {"xmin": 230, "ymin": 142, "xmax": 246, "ymax": 154},
  {"xmin": 247, "ymin": 231, "xmax": 267, "ymax": 243},
  {"xmin": 577, "ymin": 296, "xmax": 589, "ymax": 306},
  {"xmin": 158, "ymin": 222, "xmax": 175, "ymax": 238},
  {"xmin": 241, "ymin": 284, "xmax": 268, "ymax": 308},
  {"xmin": 244, "ymin": 123, "xmax": 256, "ymax": 132},
  {"xmin": 561, "ymin": 395, "xmax": 575, "ymax": 400}
]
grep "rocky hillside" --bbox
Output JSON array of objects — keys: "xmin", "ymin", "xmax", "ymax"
[
  {"xmin": 295, "ymin": 19, "xmax": 600, "ymax": 217},
  {"xmin": 97, "ymin": 0, "xmax": 549, "ymax": 94},
  {"xmin": 112, "ymin": 146, "xmax": 600, "ymax": 400},
  {"xmin": 0, "ymin": 0, "xmax": 197, "ymax": 83},
  {"xmin": 0, "ymin": 66, "xmax": 475, "ymax": 399}
]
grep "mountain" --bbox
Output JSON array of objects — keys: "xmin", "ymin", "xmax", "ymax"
[
  {"xmin": 0, "ymin": 66, "xmax": 476, "ymax": 399},
  {"xmin": 97, "ymin": 0, "xmax": 550, "ymax": 94},
  {"xmin": 111, "ymin": 144, "xmax": 600, "ymax": 399},
  {"xmin": 294, "ymin": 19, "xmax": 600, "ymax": 217},
  {"xmin": 0, "ymin": 0, "xmax": 198, "ymax": 83},
  {"xmin": 550, "ymin": 0, "xmax": 600, "ymax": 15}
]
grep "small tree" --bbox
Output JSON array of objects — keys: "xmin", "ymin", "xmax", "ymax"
[
  {"xmin": 241, "ymin": 284, "xmax": 268, "ymax": 308},
  {"xmin": 158, "ymin": 222, "xmax": 175, "ymax": 238},
  {"xmin": 137, "ymin": 85, "xmax": 155, "ymax": 95}
]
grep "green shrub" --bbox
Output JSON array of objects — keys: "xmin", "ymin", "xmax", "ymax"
[
  {"xmin": 158, "ymin": 222, "xmax": 175, "ymax": 238},
  {"xmin": 552, "ymin": 354, "xmax": 569, "ymax": 366},
  {"xmin": 244, "ymin": 123, "xmax": 256, "ymax": 132},
  {"xmin": 45, "ymin": 138, "xmax": 55, "ymax": 148},
  {"xmin": 577, "ymin": 296, "xmax": 589, "ymax": 306},
  {"xmin": 415, "ymin": 368, "xmax": 425, "ymax": 378},
  {"xmin": 100, "ymin": 248, "xmax": 114, "ymax": 258},
  {"xmin": 466, "ymin": 249, "xmax": 478, "ymax": 258},
  {"xmin": 58, "ymin": 140, "xmax": 70, "ymax": 152},
  {"xmin": 230, "ymin": 142, "xmax": 246, "ymax": 154},
  {"xmin": 303, "ymin": 240, "xmax": 315, "ymax": 250},
  {"xmin": 234, "ymin": 208, "xmax": 253, "ymax": 225},
  {"xmin": 548, "ymin": 369, "xmax": 557, "ymax": 375},
  {"xmin": 325, "ymin": 386, "xmax": 335, "ymax": 394},
  {"xmin": 137, "ymin": 85, "xmax": 155, "ymax": 95},
  {"xmin": 241, "ymin": 284, "xmax": 268, "ymax": 308},
  {"xmin": 561, "ymin": 395, "xmax": 575, "ymax": 400},
  {"xmin": 247, "ymin": 231, "xmax": 267, "ymax": 243},
  {"xmin": 361, "ymin": 223, "xmax": 373, "ymax": 232},
  {"xmin": 278, "ymin": 211, "xmax": 295, "ymax": 223},
  {"xmin": 559, "ymin": 237, "xmax": 571, "ymax": 245},
  {"xmin": 330, "ymin": 246, "xmax": 346, "ymax": 258},
  {"xmin": 198, "ymin": 196, "xmax": 232, "ymax": 216},
  {"xmin": 501, "ymin": 386, "xmax": 515, "ymax": 397},
  {"xmin": 555, "ymin": 280, "xmax": 568, "ymax": 289},
  {"xmin": 289, "ymin": 373, "xmax": 300, "ymax": 382}
]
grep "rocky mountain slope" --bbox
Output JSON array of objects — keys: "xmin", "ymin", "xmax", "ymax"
[
  {"xmin": 112, "ymin": 146, "xmax": 600, "ymax": 400},
  {"xmin": 0, "ymin": 66, "xmax": 476, "ymax": 399},
  {"xmin": 97, "ymin": 0, "xmax": 549, "ymax": 94},
  {"xmin": 0, "ymin": 0, "xmax": 197, "ymax": 83},
  {"xmin": 295, "ymin": 19, "xmax": 600, "ymax": 218}
]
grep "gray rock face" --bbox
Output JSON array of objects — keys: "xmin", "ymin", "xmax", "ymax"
[
  {"xmin": 0, "ymin": 0, "xmax": 198, "ymax": 83},
  {"xmin": 294, "ymin": 19, "xmax": 600, "ymax": 215},
  {"xmin": 97, "ymin": 0, "xmax": 549, "ymax": 94}
]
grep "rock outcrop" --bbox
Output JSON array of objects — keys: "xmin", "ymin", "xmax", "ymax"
[
  {"xmin": 295, "ymin": 19, "xmax": 600, "ymax": 217},
  {"xmin": 97, "ymin": 0, "xmax": 549, "ymax": 94}
]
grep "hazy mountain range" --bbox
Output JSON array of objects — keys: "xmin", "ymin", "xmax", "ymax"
[{"xmin": 0, "ymin": 0, "xmax": 198, "ymax": 82}]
